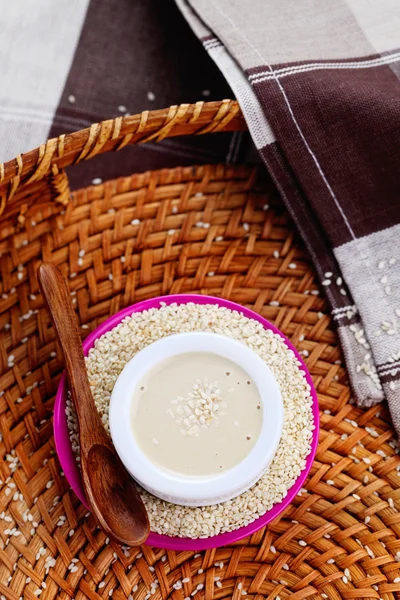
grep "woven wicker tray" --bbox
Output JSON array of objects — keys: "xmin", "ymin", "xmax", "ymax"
[{"xmin": 0, "ymin": 100, "xmax": 399, "ymax": 600}]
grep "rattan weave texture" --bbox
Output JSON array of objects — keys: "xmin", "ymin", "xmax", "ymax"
[{"xmin": 0, "ymin": 102, "xmax": 399, "ymax": 600}]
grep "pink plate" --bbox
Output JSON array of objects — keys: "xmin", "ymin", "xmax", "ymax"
[{"xmin": 54, "ymin": 294, "xmax": 319, "ymax": 550}]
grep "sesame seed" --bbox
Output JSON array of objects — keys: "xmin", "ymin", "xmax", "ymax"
[
  {"xmin": 68, "ymin": 95, "xmax": 76, "ymax": 104},
  {"xmin": 147, "ymin": 91, "xmax": 155, "ymax": 101},
  {"xmin": 92, "ymin": 178, "xmax": 102, "ymax": 185},
  {"xmin": 68, "ymin": 302, "xmax": 314, "ymax": 539}
]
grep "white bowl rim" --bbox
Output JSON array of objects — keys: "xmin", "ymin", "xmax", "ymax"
[{"xmin": 109, "ymin": 331, "xmax": 284, "ymax": 506}]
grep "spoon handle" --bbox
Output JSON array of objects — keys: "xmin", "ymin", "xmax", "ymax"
[{"xmin": 38, "ymin": 263, "xmax": 107, "ymax": 450}]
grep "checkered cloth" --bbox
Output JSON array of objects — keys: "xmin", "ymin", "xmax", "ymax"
[
  {"xmin": 1, "ymin": 0, "xmax": 249, "ymax": 188},
  {"xmin": 176, "ymin": 0, "xmax": 400, "ymax": 432}
]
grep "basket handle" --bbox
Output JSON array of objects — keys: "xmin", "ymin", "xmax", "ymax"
[{"xmin": 0, "ymin": 100, "xmax": 245, "ymax": 220}]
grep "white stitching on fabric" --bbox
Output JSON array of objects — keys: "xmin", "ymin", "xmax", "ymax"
[
  {"xmin": 378, "ymin": 359, "xmax": 400, "ymax": 372},
  {"xmin": 209, "ymin": 0, "xmax": 357, "ymax": 240},
  {"xmin": 204, "ymin": 38, "xmax": 221, "ymax": 49},
  {"xmin": 332, "ymin": 305, "xmax": 357, "ymax": 314},
  {"xmin": 379, "ymin": 365, "xmax": 400, "ymax": 376},
  {"xmin": 249, "ymin": 50, "xmax": 400, "ymax": 82}
]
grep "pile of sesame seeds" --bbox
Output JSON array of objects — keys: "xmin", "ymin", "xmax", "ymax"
[
  {"xmin": 166, "ymin": 378, "xmax": 225, "ymax": 435},
  {"xmin": 67, "ymin": 302, "xmax": 314, "ymax": 538}
]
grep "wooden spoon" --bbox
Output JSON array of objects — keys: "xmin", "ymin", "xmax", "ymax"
[{"xmin": 38, "ymin": 263, "xmax": 149, "ymax": 546}]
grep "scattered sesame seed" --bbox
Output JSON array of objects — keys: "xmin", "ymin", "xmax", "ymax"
[{"xmin": 147, "ymin": 91, "xmax": 156, "ymax": 101}]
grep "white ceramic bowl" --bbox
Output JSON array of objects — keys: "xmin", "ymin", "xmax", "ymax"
[{"xmin": 109, "ymin": 332, "xmax": 284, "ymax": 506}]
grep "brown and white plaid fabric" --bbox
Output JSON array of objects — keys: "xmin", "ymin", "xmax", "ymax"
[
  {"xmin": 176, "ymin": 0, "xmax": 400, "ymax": 432},
  {"xmin": 1, "ymin": 0, "xmax": 251, "ymax": 188}
]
